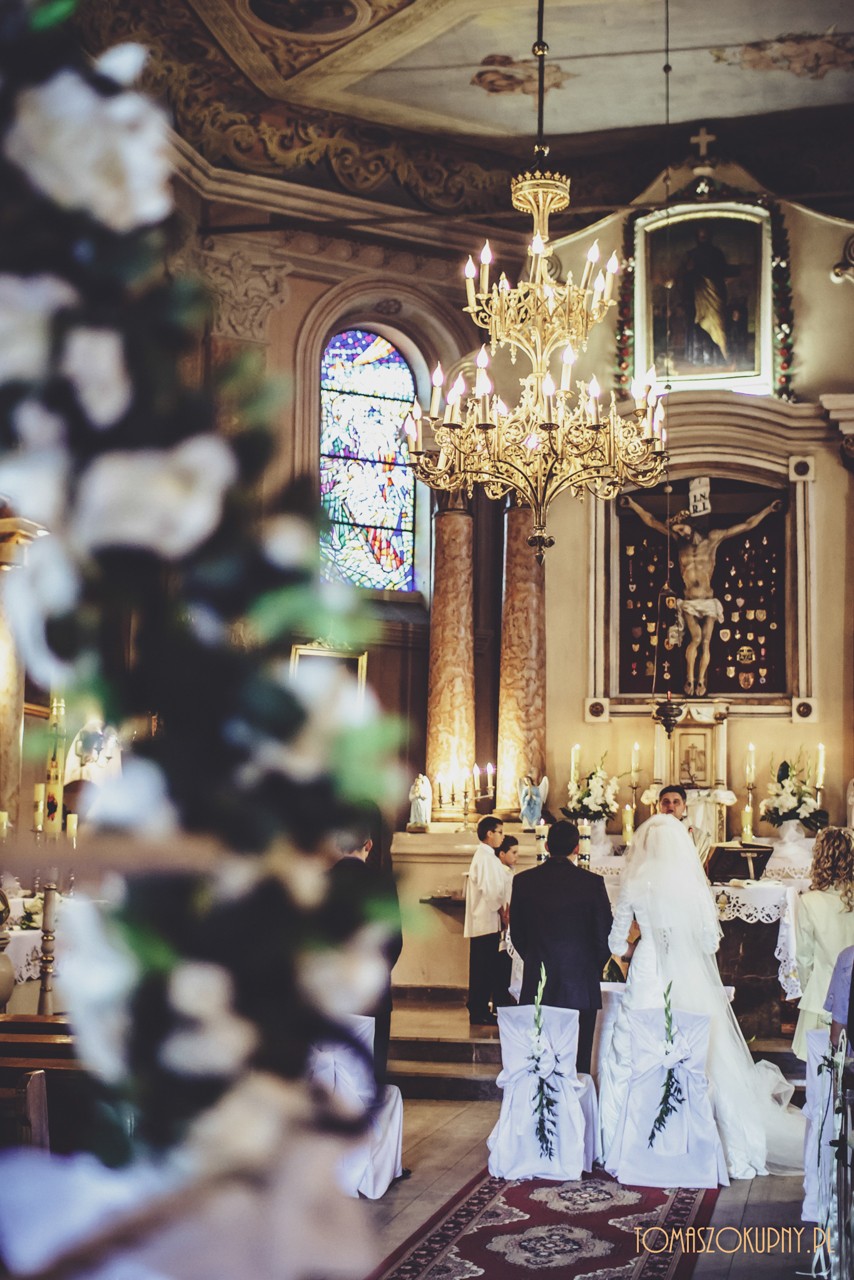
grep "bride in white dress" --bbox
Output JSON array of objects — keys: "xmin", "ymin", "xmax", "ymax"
[{"xmin": 599, "ymin": 814, "xmax": 804, "ymax": 1180}]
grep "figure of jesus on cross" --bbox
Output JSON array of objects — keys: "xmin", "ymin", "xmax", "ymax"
[{"xmin": 622, "ymin": 478, "xmax": 782, "ymax": 697}]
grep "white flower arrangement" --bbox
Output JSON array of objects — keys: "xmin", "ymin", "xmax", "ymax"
[
  {"xmin": 563, "ymin": 757, "xmax": 620, "ymax": 822},
  {"xmin": 759, "ymin": 757, "xmax": 826, "ymax": 831}
]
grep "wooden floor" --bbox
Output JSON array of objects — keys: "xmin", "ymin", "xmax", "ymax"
[{"xmin": 368, "ymin": 1099, "xmax": 815, "ymax": 1279}]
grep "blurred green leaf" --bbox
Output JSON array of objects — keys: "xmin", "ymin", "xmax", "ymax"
[{"xmin": 29, "ymin": 0, "xmax": 76, "ymax": 30}]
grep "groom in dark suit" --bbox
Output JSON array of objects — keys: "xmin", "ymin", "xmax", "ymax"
[{"xmin": 509, "ymin": 820, "xmax": 613, "ymax": 1073}]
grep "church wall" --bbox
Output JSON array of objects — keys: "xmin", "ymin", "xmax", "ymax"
[{"xmin": 785, "ymin": 204, "xmax": 854, "ymax": 401}]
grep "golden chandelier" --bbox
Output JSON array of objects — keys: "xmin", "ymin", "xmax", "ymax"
[{"xmin": 404, "ymin": 8, "xmax": 667, "ymax": 559}]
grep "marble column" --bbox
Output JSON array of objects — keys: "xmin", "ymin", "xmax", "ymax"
[
  {"xmin": 496, "ymin": 504, "xmax": 546, "ymax": 813},
  {"xmin": 0, "ymin": 601, "xmax": 23, "ymax": 827},
  {"xmin": 425, "ymin": 493, "xmax": 476, "ymax": 799}
]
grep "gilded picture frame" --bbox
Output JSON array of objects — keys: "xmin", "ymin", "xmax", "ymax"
[
  {"xmin": 634, "ymin": 202, "xmax": 773, "ymax": 395},
  {"xmin": 289, "ymin": 641, "xmax": 368, "ymax": 702}
]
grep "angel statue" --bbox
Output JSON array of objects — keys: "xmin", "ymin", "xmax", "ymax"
[
  {"xmin": 408, "ymin": 774, "xmax": 432, "ymax": 829},
  {"xmin": 518, "ymin": 775, "xmax": 549, "ymax": 831}
]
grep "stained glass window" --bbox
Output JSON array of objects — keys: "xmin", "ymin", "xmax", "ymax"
[{"xmin": 320, "ymin": 328, "xmax": 416, "ymax": 591}]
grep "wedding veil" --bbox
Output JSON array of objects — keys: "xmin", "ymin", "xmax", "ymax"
[{"xmin": 622, "ymin": 813, "xmax": 722, "ymax": 991}]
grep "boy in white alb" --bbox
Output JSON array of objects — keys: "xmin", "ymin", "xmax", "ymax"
[{"xmin": 464, "ymin": 816, "xmax": 505, "ymax": 1025}]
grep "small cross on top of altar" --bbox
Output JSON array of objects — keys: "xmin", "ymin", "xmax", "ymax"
[{"xmin": 690, "ymin": 125, "xmax": 717, "ymax": 175}]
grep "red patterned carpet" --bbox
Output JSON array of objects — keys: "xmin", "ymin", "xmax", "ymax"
[{"xmin": 372, "ymin": 1169, "xmax": 718, "ymax": 1280}]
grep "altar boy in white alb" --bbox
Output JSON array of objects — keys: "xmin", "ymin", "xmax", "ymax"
[{"xmin": 464, "ymin": 816, "xmax": 506, "ymax": 1025}]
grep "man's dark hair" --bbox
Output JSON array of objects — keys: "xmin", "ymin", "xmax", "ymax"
[
  {"xmin": 497, "ymin": 834, "xmax": 519, "ymax": 858},
  {"xmin": 546, "ymin": 820, "xmax": 579, "ymax": 858},
  {"xmin": 659, "ymin": 783, "xmax": 687, "ymax": 803},
  {"xmin": 477, "ymin": 815, "xmax": 502, "ymax": 843}
]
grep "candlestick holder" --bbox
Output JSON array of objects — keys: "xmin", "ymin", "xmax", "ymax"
[{"xmin": 630, "ymin": 782, "xmax": 639, "ymax": 821}]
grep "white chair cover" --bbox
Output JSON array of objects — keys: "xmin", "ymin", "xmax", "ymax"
[
  {"xmin": 309, "ymin": 1014, "xmax": 403, "ymax": 1200},
  {"xmin": 606, "ymin": 1007, "xmax": 729, "ymax": 1189},
  {"xmin": 487, "ymin": 1005, "xmax": 598, "ymax": 1181},
  {"xmin": 802, "ymin": 1027, "xmax": 834, "ymax": 1223}
]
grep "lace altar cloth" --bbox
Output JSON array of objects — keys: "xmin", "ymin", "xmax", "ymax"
[
  {"xmin": 2, "ymin": 929, "xmax": 59, "ymax": 984},
  {"xmin": 593, "ymin": 859, "xmax": 808, "ymax": 1001}
]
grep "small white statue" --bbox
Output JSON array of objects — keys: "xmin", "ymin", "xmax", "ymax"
[
  {"xmin": 518, "ymin": 775, "xmax": 549, "ymax": 831},
  {"xmin": 408, "ymin": 774, "xmax": 432, "ymax": 829}
]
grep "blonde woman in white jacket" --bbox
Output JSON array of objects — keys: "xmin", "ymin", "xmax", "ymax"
[{"xmin": 794, "ymin": 827, "xmax": 854, "ymax": 1060}]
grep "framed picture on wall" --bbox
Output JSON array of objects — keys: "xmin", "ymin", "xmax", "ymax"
[
  {"xmin": 616, "ymin": 477, "xmax": 788, "ymax": 701},
  {"xmin": 289, "ymin": 641, "xmax": 368, "ymax": 703},
  {"xmin": 634, "ymin": 203, "xmax": 772, "ymax": 394}
]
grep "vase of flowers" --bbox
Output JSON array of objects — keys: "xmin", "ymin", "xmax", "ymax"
[
  {"xmin": 562, "ymin": 759, "xmax": 620, "ymax": 833},
  {"xmin": 759, "ymin": 758, "xmax": 827, "ymax": 837}
]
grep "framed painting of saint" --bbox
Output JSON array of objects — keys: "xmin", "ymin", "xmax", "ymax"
[{"xmin": 634, "ymin": 203, "xmax": 772, "ymax": 395}]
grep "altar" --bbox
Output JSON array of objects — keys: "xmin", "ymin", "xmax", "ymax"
[{"xmin": 391, "ymin": 826, "xmax": 814, "ymax": 1036}]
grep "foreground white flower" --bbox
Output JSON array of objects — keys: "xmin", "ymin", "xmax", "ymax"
[
  {"xmin": 262, "ymin": 514, "xmax": 319, "ymax": 571},
  {"xmin": 1, "ymin": 534, "xmax": 80, "ymax": 689},
  {"xmin": 0, "ymin": 274, "xmax": 78, "ymax": 383},
  {"xmin": 73, "ymin": 435, "xmax": 237, "ymax": 558},
  {"xmin": 60, "ymin": 896, "xmax": 140, "ymax": 1084},
  {"xmin": 60, "ymin": 327, "xmax": 133, "ymax": 428},
  {"xmin": 160, "ymin": 962, "xmax": 258, "ymax": 1078},
  {"xmin": 86, "ymin": 757, "xmax": 179, "ymax": 836},
  {"xmin": 4, "ymin": 50, "xmax": 172, "ymax": 232},
  {"xmin": 296, "ymin": 923, "xmax": 390, "ymax": 1018},
  {"xmin": 0, "ymin": 446, "xmax": 68, "ymax": 528}
]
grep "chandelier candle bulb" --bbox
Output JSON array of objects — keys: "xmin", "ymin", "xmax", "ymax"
[
  {"xmin": 465, "ymin": 256, "xmax": 477, "ymax": 309},
  {"xmin": 604, "ymin": 252, "xmax": 619, "ymax": 301},
  {"xmin": 588, "ymin": 376, "xmax": 601, "ymax": 426},
  {"xmin": 486, "ymin": 762, "xmax": 494, "ymax": 793},
  {"xmin": 581, "ymin": 240, "xmax": 599, "ymax": 292},
  {"xmin": 631, "ymin": 376, "xmax": 645, "ymax": 410},
  {"xmin": 816, "ymin": 743, "xmax": 826, "ymax": 789},
  {"xmin": 561, "ymin": 343, "xmax": 576, "ymax": 391},
  {"xmin": 473, "ymin": 763, "xmax": 480, "ymax": 795},
  {"xmin": 479, "ymin": 241, "xmax": 492, "ymax": 293},
  {"xmin": 430, "ymin": 364, "xmax": 444, "ymax": 417},
  {"xmin": 542, "ymin": 372, "xmax": 556, "ymax": 422}
]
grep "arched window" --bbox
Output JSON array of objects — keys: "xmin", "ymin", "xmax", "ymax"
[{"xmin": 320, "ymin": 328, "xmax": 416, "ymax": 591}]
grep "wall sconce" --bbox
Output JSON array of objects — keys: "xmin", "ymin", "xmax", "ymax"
[{"xmin": 831, "ymin": 234, "xmax": 854, "ymax": 286}]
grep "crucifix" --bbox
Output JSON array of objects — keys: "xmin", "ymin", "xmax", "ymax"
[{"xmin": 690, "ymin": 125, "xmax": 717, "ymax": 160}]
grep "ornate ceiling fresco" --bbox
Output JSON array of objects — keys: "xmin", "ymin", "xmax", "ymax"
[{"xmin": 77, "ymin": 0, "xmax": 854, "ymax": 218}]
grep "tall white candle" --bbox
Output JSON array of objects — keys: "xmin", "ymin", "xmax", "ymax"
[
  {"xmin": 745, "ymin": 743, "xmax": 756, "ymax": 787},
  {"xmin": 630, "ymin": 742, "xmax": 640, "ymax": 786},
  {"xmin": 816, "ymin": 743, "xmax": 826, "ymax": 789}
]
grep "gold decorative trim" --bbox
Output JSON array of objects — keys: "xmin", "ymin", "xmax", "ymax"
[{"xmin": 76, "ymin": 0, "xmax": 512, "ymax": 214}]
